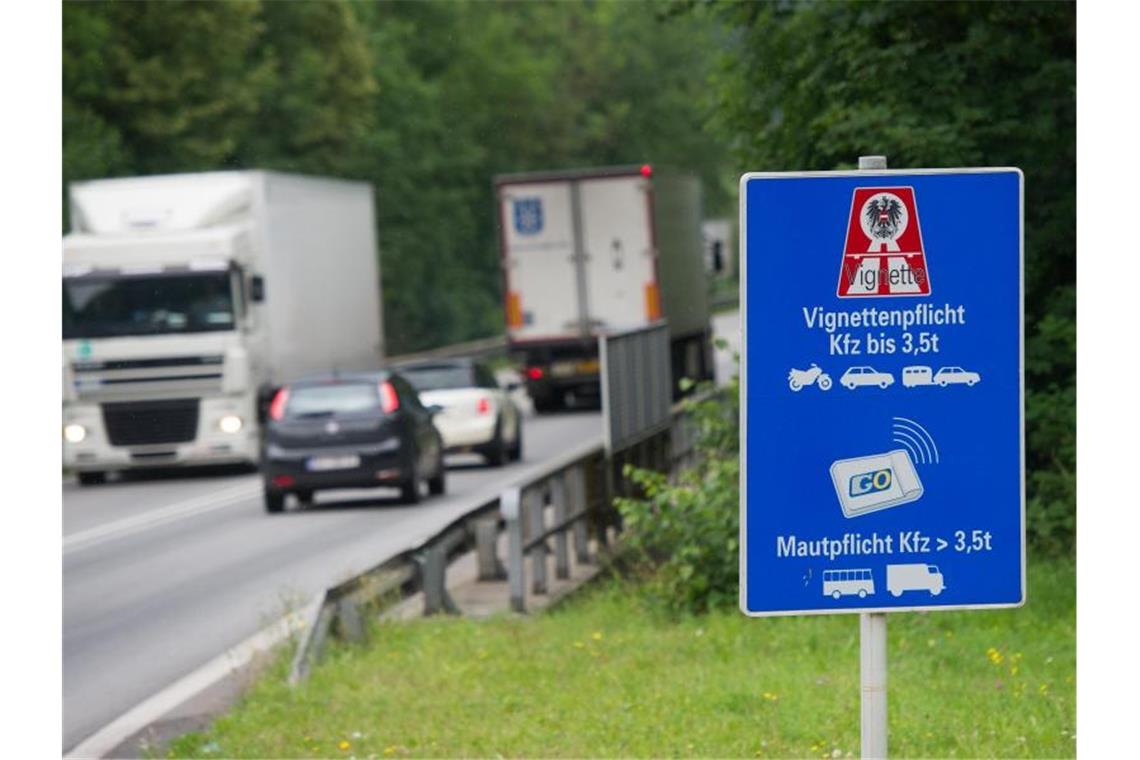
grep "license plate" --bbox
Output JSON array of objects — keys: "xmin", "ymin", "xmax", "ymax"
[
  {"xmin": 306, "ymin": 455, "xmax": 360, "ymax": 471},
  {"xmin": 550, "ymin": 359, "xmax": 599, "ymax": 378}
]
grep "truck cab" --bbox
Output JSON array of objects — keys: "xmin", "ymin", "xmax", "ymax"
[
  {"xmin": 62, "ymin": 171, "xmax": 383, "ymax": 483},
  {"xmin": 63, "ymin": 185, "xmax": 264, "ymax": 481}
]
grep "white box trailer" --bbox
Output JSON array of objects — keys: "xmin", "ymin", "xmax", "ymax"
[
  {"xmin": 495, "ymin": 165, "xmax": 711, "ymax": 411},
  {"xmin": 62, "ymin": 171, "xmax": 383, "ymax": 481}
]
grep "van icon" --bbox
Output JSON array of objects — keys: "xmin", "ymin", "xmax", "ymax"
[
  {"xmin": 886, "ymin": 563, "xmax": 945, "ymax": 597},
  {"xmin": 902, "ymin": 365, "xmax": 934, "ymax": 387}
]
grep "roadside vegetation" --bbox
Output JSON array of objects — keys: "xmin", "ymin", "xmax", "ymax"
[{"xmin": 168, "ymin": 557, "xmax": 1073, "ymax": 759}]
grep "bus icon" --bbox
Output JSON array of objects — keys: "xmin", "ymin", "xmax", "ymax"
[{"xmin": 822, "ymin": 568, "xmax": 875, "ymax": 599}]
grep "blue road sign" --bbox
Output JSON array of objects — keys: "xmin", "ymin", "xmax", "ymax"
[{"xmin": 739, "ymin": 168, "xmax": 1024, "ymax": 616}]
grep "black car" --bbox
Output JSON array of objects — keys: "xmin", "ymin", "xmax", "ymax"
[{"xmin": 260, "ymin": 371, "xmax": 445, "ymax": 513}]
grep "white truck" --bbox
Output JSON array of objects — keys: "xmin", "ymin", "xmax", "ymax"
[
  {"xmin": 495, "ymin": 165, "xmax": 712, "ymax": 411},
  {"xmin": 62, "ymin": 171, "xmax": 384, "ymax": 484}
]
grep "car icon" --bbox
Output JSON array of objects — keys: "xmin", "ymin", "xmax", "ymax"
[
  {"xmin": 840, "ymin": 366, "xmax": 894, "ymax": 390},
  {"xmin": 933, "ymin": 366, "xmax": 981, "ymax": 387},
  {"xmin": 901, "ymin": 365, "xmax": 934, "ymax": 387}
]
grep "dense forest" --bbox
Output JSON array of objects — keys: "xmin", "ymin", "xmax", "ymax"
[{"xmin": 62, "ymin": 1, "xmax": 1074, "ymax": 551}]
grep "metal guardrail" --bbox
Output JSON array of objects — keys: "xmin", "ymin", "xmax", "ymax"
[
  {"xmin": 385, "ymin": 334, "xmax": 509, "ymax": 365},
  {"xmin": 287, "ymin": 398, "xmax": 703, "ymax": 684}
]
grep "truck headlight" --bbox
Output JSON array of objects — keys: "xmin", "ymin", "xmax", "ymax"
[
  {"xmin": 64, "ymin": 424, "xmax": 87, "ymax": 443},
  {"xmin": 219, "ymin": 415, "xmax": 243, "ymax": 434}
]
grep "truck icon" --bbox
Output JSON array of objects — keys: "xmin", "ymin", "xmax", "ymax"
[{"xmin": 886, "ymin": 563, "xmax": 945, "ymax": 597}]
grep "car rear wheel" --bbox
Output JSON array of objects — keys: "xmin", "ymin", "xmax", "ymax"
[
  {"xmin": 428, "ymin": 456, "xmax": 446, "ymax": 496},
  {"xmin": 295, "ymin": 490, "xmax": 314, "ymax": 508},
  {"xmin": 400, "ymin": 457, "xmax": 421, "ymax": 505},
  {"xmin": 508, "ymin": 418, "xmax": 523, "ymax": 462},
  {"xmin": 485, "ymin": 420, "xmax": 507, "ymax": 467},
  {"xmin": 264, "ymin": 488, "xmax": 285, "ymax": 514}
]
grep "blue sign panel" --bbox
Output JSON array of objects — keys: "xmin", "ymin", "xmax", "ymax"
[
  {"xmin": 513, "ymin": 197, "xmax": 544, "ymax": 236},
  {"xmin": 740, "ymin": 169, "xmax": 1024, "ymax": 616}
]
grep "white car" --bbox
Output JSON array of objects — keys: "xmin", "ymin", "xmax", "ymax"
[
  {"xmin": 933, "ymin": 366, "xmax": 981, "ymax": 387},
  {"xmin": 398, "ymin": 359, "xmax": 522, "ymax": 466},
  {"xmin": 840, "ymin": 366, "xmax": 894, "ymax": 389}
]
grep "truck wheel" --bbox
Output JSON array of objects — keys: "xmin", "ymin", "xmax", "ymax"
[
  {"xmin": 77, "ymin": 471, "xmax": 106, "ymax": 486},
  {"xmin": 428, "ymin": 456, "xmax": 446, "ymax": 496},
  {"xmin": 400, "ymin": 458, "xmax": 421, "ymax": 504},
  {"xmin": 264, "ymin": 488, "xmax": 285, "ymax": 514}
]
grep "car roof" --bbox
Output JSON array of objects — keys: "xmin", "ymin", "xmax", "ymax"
[{"xmin": 289, "ymin": 370, "xmax": 392, "ymax": 388}]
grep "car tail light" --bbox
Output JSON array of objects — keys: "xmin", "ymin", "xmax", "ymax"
[
  {"xmin": 379, "ymin": 380, "xmax": 400, "ymax": 414},
  {"xmin": 476, "ymin": 397, "xmax": 491, "ymax": 415},
  {"xmin": 526, "ymin": 367, "xmax": 544, "ymax": 381},
  {"xmin": 272, "ymin": 475, "xmax": 295, "ymax": 488},
  {"xmin": 269, "ymin": 388, "xmax": 289, "ymax": 420}
]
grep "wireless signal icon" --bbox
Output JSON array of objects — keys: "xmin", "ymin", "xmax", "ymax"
[{"xmin": 891, "ymin": 417, "xmax": 940, "ymax": 465}]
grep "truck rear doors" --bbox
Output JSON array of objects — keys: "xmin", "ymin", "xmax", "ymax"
[{"xmin": 499, "ymin": 172, "xmax": 657, "ymax": 343}]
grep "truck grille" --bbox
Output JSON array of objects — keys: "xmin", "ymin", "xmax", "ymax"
[
  {"xmin": 101, "ymin": 399, "xmax": 200, "ymax": 446},
  {"xmin": 71, "ymin": 355, "xmax": 224, "ymax": 400}
]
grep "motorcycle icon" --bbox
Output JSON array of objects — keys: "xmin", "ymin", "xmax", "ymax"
[{"xmin": 788, "ymin": 363, "xmax": 832, "ymax": 392}]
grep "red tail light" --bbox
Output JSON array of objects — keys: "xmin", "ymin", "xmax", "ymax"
[
  {"xmin": 268, "ymin": 388, "xmax": 289, "ymax": 420},
  {"xmin": 476, "ymin": 397, "xmax": 491, "ymax": 415},
  {"xmin": 379, "ymin": 380, "xmax": 400, "ymax": 414},
  {"xmin": 526, "ymin": 367, "xmax": 544, "ymax": 381},
  {"xmin": 272, "ymin": 475, "xmax": 295, "ymax": 488}
]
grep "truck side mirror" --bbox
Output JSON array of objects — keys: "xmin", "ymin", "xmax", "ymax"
[{"xmin": 250, "ymin": 275, "xmax": 265, "ymax": 303}]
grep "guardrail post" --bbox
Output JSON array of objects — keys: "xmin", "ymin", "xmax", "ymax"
[
  {"xmin": 421, "ymin": 544, "xmax": 460, "ymax": 616},
  {"xmin": 596, "ymin": 457, "xmax": 612, "ymax": 551},
  {"xmin": 570, "ymin": 465, "xmax": 591, "ymax": 565},
  {"xmin": 475, "ymin": 517, "xmax": 506, "ymax": 580},
  {"xmin": 502, "ymin": 487, "xmax": 525, "ymax": 613},
  {"xmin": 336, "ymin": 596, "xmax": 366, "ymax": 642},
  {"xmin": 551, "ymin": 473, "xmax": 570, "ymax": 580},
  {"xmin": 288, "ymin": 592, "xmax": 333, "ymax": 686},
  {"xmin": 527, "ymin": 486, "xmax": 549, "ymax": 595}
]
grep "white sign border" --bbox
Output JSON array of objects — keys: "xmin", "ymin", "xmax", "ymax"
[{"xmin": 738, "ymin": 167, "xmax": 1026, "ymax": 618}]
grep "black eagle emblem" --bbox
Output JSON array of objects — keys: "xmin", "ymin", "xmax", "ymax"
[{"xmin": 865, "ymin": 195, "xmax": 904, "ymax": 241}]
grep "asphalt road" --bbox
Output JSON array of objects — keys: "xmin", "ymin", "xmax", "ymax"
[
  {"xmin": 62, "ymin": 410, "xmax": 603, "ymax": 751},
  {"xmin": 62, "ymin": 309, "xmax": 741, "ymax": 752}
]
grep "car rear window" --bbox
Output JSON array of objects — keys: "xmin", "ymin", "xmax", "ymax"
[
  {"xmin": 286, "ymin": 383, "xmax": 379, "ymax": 417},
  {"xmin": 401, "ymin": 365, "xmax": 476, "ymax": 391}
]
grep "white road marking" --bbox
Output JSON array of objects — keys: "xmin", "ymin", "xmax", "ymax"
[
  {"xmin": 63, "ymin": 481, "xmax": 259, "ymax": 555},
  {"xmin": 65, "ymin": 595, "xmax": 320, "ymax": 759}
]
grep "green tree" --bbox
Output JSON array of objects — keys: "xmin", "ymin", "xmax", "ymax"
[{"xmin": 711, "ymin": 1, "xmax": 1076, "ymax": 552}]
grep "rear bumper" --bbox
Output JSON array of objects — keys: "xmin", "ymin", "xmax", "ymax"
[
  {"xmin": 434, "ymin": 414, "xmax": 498, "ymax": 450},
  {"xmin": 527, "ymin": 375, "xmax": 601, "ymax": 405},
  {"xmin": 261, "ymin": 444, "xmax": 411, "ymax": 491}
]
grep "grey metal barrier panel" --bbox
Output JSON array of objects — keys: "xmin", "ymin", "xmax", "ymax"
[
  {"xmin": 385, "ymin": 334, "xmax": 508, "ymax": 365},
  {"xmin": 599, "ymin": 322, "xmax": 672, "ymax": 456}
]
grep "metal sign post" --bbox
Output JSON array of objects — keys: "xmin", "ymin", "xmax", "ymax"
[
  {"xmin": 856, "ymin": 154, "xmax": 889, "ymax": 760},
  {"xmin": 738, "ymin": 153, "xmax": 1024, "ymax": 760}
]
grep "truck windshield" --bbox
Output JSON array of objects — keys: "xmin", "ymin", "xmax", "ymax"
[{"xmin": 63, "ymin": 271, "xmax": 236, "ymax": 339}]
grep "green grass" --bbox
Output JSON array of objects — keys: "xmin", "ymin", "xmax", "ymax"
[{"xmin": 169, "ymin": 558, "xmax": 1074, "ymax": 759}]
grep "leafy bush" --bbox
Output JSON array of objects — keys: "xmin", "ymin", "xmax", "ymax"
[{"xmin": 615, "ymin": 349, "xmax": 740, "ymax": 615}]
